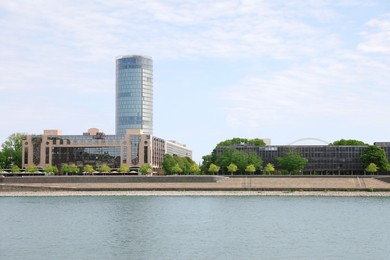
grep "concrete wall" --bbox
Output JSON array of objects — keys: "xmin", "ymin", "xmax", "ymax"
[{"xmin": 1, "ymin": 175, "xmax": 225, "ymax": 184}]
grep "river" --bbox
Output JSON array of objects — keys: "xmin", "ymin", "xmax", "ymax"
[{"xmin": 1, "ymin": 196, "xmax": 390, "ymax": 259}]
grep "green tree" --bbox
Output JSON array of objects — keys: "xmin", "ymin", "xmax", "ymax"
[
  {"xmin": 276, "ymin": 151, "xmax": 308, "ymax": 175},
  {"xmin": 25, "ymin": 164, "xmax": 39, "ymax": 173},
  {"xmin": 189, "ymin": 163, "xmax": 201, "ymax": 175},
  {"xmin": 247, "ymin": 153, "xmax": 262, "ymax": 170},
  {"xmin": 0, "ymin": 133, "xmax": 26, "ymax": 168},
  {"xmin": 118, "ymin": 164, "xmax": 129, "ymax": 173},
  {"xmin": 97, "ymin": 164, "xmax": 111, "ymax": 173},
  {"xmin": 0, "ymin": 151, "xmax": 5, "ymax": 169},
  {"xmin": 83, "ymin": 164, "xmax": 95, "ymax": 173},
  {"xmin": 200, "ymin": 154, "xmax": 215, "ymax": 174},
  {"xmin": 245, "ymin": 164, "xmax": 256, "ymax": 175},
  {"xmin": 61, "ymin": 164, "xmax": 69, "ymax": 174},
  {"xmin": 360, "ymin": 145, "xmax": 390, "ymax": 173},
  {"xmin": 331, "ymin": 139, "xmax": 367, "ymax": 146},
  {"xmin": 365, "ymin": 163, "xmax": 378, "ymax": 175},
  {"xmin": 44, "ymin": 165, "xmax": 59, "ymax": 175},
  {"xmin": 227, "ymin": 163, "xmax": 238, "ymax": 175},
  {"xmin": 62, "ymin": 163, "xmax": 79, "ymax": 174},
  {"xmin": 162, "ymin": 154, "xmax": 176, "ymax": 174},
  {"xmin": 69, "ymin": 164, "xmax": 79, "ymax": 174},
  {"xmin": 183, "ymin": 157, "xmax": 195, "ymax": 174},
  {"xmin": 171, "ymin": 163, "xmax": 182, "ymax": 175},
  {"xmin": 208, "ymin": 163, "xmax": 220, "ymax": 175},
  {"xmin": 216, "ymin": 148, "xmax": 262, "ymax": 174},
  {"xmin": 139, "ymin": 164, "xmax": 153, "ymax": 175},
  {"xmin": 216, "ymin": 138, "xmax": 266, "ymax": 147},
  {"xmin": 11, "ymin": 165, "xmax": 20, "ymax": 173},
  {"xmin": 263, "ymin": 163, "xmax": 275, "ymax": 175}
]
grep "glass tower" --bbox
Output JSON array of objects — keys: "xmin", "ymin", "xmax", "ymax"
[{"xmin": 115, "ymin": 55, "xmax": 153, "ymax": 136}]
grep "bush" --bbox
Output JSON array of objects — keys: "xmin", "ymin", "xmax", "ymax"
[
  {"xmin": 26, "ymin": 164, "xmax": 39, "ymax": 173},
  {"xmin": 11, "ymin": 165, "xmax": 20, "ymax": 173},
  {"xmin": 44, "ymin": 165, "xmax": 59, "ymax": 175}
]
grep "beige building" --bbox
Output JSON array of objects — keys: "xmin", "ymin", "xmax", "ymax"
[{"xmin": 22, "ymin": 128, "xmax": 191, "ymax": 171}]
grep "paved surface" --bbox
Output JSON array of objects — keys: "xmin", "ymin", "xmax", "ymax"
[{"xmin": 2, "ymin": 177, "xmax": 390, "ymax": 191}]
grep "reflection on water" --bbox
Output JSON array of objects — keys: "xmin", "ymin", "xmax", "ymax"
[{"xmin": 1, "ymin": 196, "xmax": 390, "ymax": 260}]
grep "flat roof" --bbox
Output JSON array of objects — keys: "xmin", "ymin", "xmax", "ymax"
[{"xmin": 116, "ymin": 54, "xmax": 152, "ymax": 60}]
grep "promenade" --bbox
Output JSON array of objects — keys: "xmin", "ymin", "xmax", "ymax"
[{"xmin": 2, "ymin": 176, "xmax": 390, "ymax": 193}]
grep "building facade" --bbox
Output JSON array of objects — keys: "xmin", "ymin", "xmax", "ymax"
[
  {"xmin": 23, "ymin": 129, "xmax": 190, "ymax": 171},
  {"xmin": 216, "ymin": 144, "xmax": 390, "ymax": 175},
  {"xmin": 116, "ymin": 55, "xmax": 153, "ymax": 136}
]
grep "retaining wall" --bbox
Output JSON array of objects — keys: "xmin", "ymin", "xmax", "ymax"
[{"xmin": 0, "ymin": 175, "xmax": 226, "ymax": 184}]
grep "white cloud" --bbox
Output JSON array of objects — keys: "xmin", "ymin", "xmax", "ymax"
[
  {"xmin": 1, "ymin": 0, "xmax": 390, "ymax": 151},
  {"xmin": 223, "ymin": 51, "xmax": 390, "ymax": 131},
  {"xmin": 358, "ymin": 14, "xmax": 390, "ymax": 53}
]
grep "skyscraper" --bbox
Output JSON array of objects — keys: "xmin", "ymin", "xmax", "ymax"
[
  {"xmin": 22, "ymin": 55, "xmax": 192, "ymax": 171},
  {"xmin": 115, "ymin": 55, "xmax": 153, "ymax": 136}
]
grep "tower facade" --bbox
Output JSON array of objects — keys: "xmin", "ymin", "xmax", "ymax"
[{"xmin": 115, "ymin": 55, "xmax": 153, "ymax": 136}]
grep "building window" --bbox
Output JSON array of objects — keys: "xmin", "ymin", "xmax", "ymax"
[
  {"xmin": 45, "ymin": 147, "xmax": 50, "ymax": 164},
  {"xmin": 144, "ymin": 146, "xmax": 148, "ymax": 163},
  {"xmin": 24, "ymin": 147, "xmax": 28, "ymax": 165}
]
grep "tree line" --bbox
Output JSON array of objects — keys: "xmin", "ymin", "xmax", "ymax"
[{"xmin": 1, "ymin": 134, "xmax": 389, "ymax": 175}]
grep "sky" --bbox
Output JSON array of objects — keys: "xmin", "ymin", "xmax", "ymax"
[{"xmin": 1, "ymin": 0, "xmax": 390, "ymax": 163}]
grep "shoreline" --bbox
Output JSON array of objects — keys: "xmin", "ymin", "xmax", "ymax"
[{"xmin": 2, "ymin": 190, "xmax": 390, "ymax": 197}]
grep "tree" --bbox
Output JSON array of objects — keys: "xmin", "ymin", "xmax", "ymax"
[
  {"xmin": 83, "ymin": 164, "xmax": 95, "ymax": 173},
  {"xmin": 360, "ymin": 145, "xmax": 390, "ymax": 173},
  {"xmin": 139, "ymin": 164, "xmax": 153, "ymax": 175},
  {"xmin": 11, "ymin": 165, "xmax": 20, "ymax": 173},
  {"xmin": 200, "ymin": 154, "xmax": 215, "ymax": 174},
  {"xmin": 61, "ymin": 164, "xmax": 70, "ymax": 174},
  {"xmin": 25, "ymin": 164, "xmax": 39, "ymax": 173},
  {"xmin": 44, "ymin": 165, "xmax": 59, "ymax": 175},
  {"xmin": 245, "ymin": 164, "xmax": 256, "ymax": 175},
  {"xmin": 227, "ymin": 163, "xmax": 238, "ymax": 175},
  {"xmin": 189, "ymin": 163, "xmax": 201, "ymax": 175},
  {"xmin": 171, "ymin": 163, "xmax": 182, "ymax": 175},
  {"xmin": 68, "ymin": 164, "xmax": 79, "ymax": 174},
  {"xmin": 0, "ymin": 151, "xmax": 5, "ymax": 169},
  {"xmin": 118, "ymin": 164, "xmax": 129, "ymax": 173},
  {"xmin": 0, "ymin": 133, "xmax": 26, "ymax": 168},
  {"xmin": 62, "ymin": 163, "xmax": 79, "ymax": 174},
  {"xmin": 276, "ymin": 151, "xmax": 308, "ymax": 175},
  {"xmin": 331, "ymin": 139, "xmax": 367, "ymax": 146},
  {"xmin": 216, "ymin": 148, "xmax": 262, "ymax": 174},
  {"xmin": 208, "ymin": 163, "xmax": 220, "ymax": 175},
  {"xmin": 365, "ymin": 163, "xmax": 378, "ymax": 175},
  {"xmin": 263, "ymin": 163, "xmax": 275, "ymax": 175},
  {"xmin": 216, "ymin": 138, "xmax": 266, "ymax": 147},
  {"xmin": 162, "ymin": 154, "xmax": 175, "ymax": 174},
  {"xmin": 97, "ymin": 164, "xmax": 111, "ymax": 173}
]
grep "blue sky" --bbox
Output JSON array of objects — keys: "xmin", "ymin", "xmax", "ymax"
[{"xmin": 1, "ymin": 0, "xmax": 390, "ymax": 163}]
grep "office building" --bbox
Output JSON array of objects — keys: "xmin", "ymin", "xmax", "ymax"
[
  {"xmin": 22, "ymin": 55, "xmax": 191, "ymax": 172},
  {"xmin": 215, "ymin": 144, "xmax": 390, "ymax": 175},
  {"xmin": 116, "ymin": 55, "xmax": 153, "ymax": 136}
]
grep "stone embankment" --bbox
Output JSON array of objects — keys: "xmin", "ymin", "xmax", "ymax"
[{"xmin": 2, "ymin": 175, "xmax": 390, "ymax": 194}]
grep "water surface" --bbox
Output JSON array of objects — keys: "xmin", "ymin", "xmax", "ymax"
[{"xmin": 1, "ymin": 196, "xmax": 390, "ymax": 259}]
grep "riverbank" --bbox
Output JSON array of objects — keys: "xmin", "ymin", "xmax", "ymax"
[
  {"xmin": 2, "ymin": 176, "xmax": 390, "ymax": 196},
  {"xmin": 2, "ymin": 190, "xmax": 390, "ymax": 197}
]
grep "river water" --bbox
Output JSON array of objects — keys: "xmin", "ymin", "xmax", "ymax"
[{"xmin": 1, "ymin": 196, "xmax": 390, "ymax": 260}]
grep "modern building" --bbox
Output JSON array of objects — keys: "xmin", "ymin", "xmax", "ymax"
[
  {"xmin": 116, "ymin": 55, "xmax": 153, "ymax": 136},
  {"xmin": 215, "ymin": 144, "xmax": 390, "ymax": 175},
  {"xmin": 22, "ymin": 55, "xmax": 191, "ymax": 172},
  {"xmin": 23, "ymin": 128, "xmax": 190, "ymax": 170}
]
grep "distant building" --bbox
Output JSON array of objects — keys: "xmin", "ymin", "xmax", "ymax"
[
  {"xmin": 116, "ymin": 55, "xmax": 153, "ymax": 136},
  {"xmin": 22, "ymin": 55, "xmax": 191, "ymax": 172},
  {"xmin": 215, "ymin": 144, "xmax": 390, "ymax": 175},
  {"xmin": 166, "ymin": 140, "xmax": 192, "ymax": 158},
  {"xmin": 23, "ymin": 128, "xmax": 190, "ymax": 170}
]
